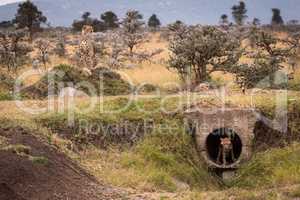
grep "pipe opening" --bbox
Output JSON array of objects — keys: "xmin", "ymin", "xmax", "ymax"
[{"xmin": 206, "ymin": 128, "xmax": 242, "ymax": 167}]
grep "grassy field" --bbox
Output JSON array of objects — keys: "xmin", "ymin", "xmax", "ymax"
[{"xmin": 0, "ymin": 92, "xmax": 300, "ymax": 199}]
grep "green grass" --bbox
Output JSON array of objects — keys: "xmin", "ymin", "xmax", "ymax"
[
  {"xmin": 36, "ymin": 97, "xmax": 220, "ymax": 192},
  {"xmin": 288, "ymin": 76, "xmax": 300, "ymax": 90},
  {"xmin": 3, "ymin": 144, "xmax": 31, "ymax": 155},
  {"xmin": 29, "ymin": 156, "xmax": 49, "ymax": 165},
  {"xmin": 0, "ymin": 92, "xmax": 13, "ymax": 101},
  {"xmin": 120, "ymin": 124, "xmax": 219, "ymax": 192},
  {"xmin": 35, "ymin": 96, "xmax": 300, "ymax": 192},
  {"xmin": 232, "ymin": 143, "xmax": 300, "ymax": 189},
  {"xmin": 286, "ymin": 185, "xmax": 300, "ymax": 198},
  {"xmin": 1, "ymin": 95, "xmax": 300, "ymax": 194}
]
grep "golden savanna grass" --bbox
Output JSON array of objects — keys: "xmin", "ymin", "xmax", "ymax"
[
  {"xmin": 1, "ymin": 30, "xmax": 300, "ymax": 199},
  {"xmin": 6, "ymin": 30, "xmax": 300, "ymax": 90},
  {"xmin": 119, "ymin": 32, "xmax": 180, "ymax": 88}
]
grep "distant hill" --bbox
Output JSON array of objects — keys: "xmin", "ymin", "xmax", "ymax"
[{"xmin": 0, "ymin": 0, "xmax": 300, "ymax": 27}]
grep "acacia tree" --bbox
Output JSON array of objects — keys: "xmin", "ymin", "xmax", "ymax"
[
  {"xmin": 287, "ymin": 20, "xmax": 299, "ymax": 26},
  {"xmin": 220, "ymin": 14, "xmax": 229, "ymax": 25},
  {"xmin": 121, "ymin": 10, "xmax": 145, "ymax": 56},
  {"xmin": 167, "ymin": 20, "xmax": 188, "ymax": 40},
  {"xmin": 231, "ymin": 1, "xmax": 247, "ymax": 26},
  {"xmin": 0, "ymin": 30, "xmax": 32, "ymax": 73},
  {"xmin": 271, "ymin": 8, "xmax": 284, "ymax": 26},
  {"xmin": 101, "ymin": 11, "xmax": 119, "ymax": 29},
  {"xmin": 72, "ymin": 12, "xmax": 106, "ymax": 32},
  {"xmin": 232, "ymin": 28, "xmax": 299, "ymax": 91},
  {"xmin": 252, "ymin": 18, "xmax": 261, "ymax": 26},
  {"xmin": 169, "ymin": 26, "xmax": 241, "ymax": 85},
  {"xmin": 148, "ymin": 14, "xmax": 161, "ymax": 30},
  {"xmin": 0, "ymin": 21, "xmax": 13, "ymax": 28},
  {"xmin": 14, "ymin": 0, "xmax": 47, "ymax": 40}
]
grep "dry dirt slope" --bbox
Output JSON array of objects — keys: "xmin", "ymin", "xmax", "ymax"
[{"xmin": 0, "ymin": 124, "xmax": 129, "ymax": 200}]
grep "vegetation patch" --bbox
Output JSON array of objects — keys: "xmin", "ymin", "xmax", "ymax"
[
  {"xmin": 0, "ymin": 72, "xmax": 14, "ymax": 92},
  {"xmin": 253, "ymin": 100, "xmax": 300, "ymax": 151},
  {"xmin": 231, "ymin": 143, "xmax": 300, "ymax": 189},
  {"xmin": 21, "ymin": 64, "xmax": 132, "ymax": 99},
  {"xmin": 0, "ymin": 72, "xmax": 14, "ymax": 100},
  {"xmin": 36, "ymin": 97, "xmax": 181, "ymax": 147},
  {"xmin": 120, "ymin": 126, "xmax": 219, "ymax": 192},
  {"xmin": 3, "ymin": 144, "xmax": 31, "ymax": 155},
  {"xmin": 36, "ymin": 97, "xmax": 220, "ymax": 191},
  {"xmin": 285, "ymin": 185, "xmax": 300, "ymax": 198},
  {"xmin": 29, "ymin": 156, "xmax": 49, "ymax": 165},
  {"xmin": 0, "ymin": 92, "xmax": 13, "ymax": 101}
]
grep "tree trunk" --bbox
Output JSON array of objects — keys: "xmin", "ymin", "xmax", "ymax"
[
  {"xmin": 29, "ymin": 32, "xmax": 33, "ymax": 42},
  {"xmin": 129, "ymin": 46, "xmax": 134, "ymax": 57}
]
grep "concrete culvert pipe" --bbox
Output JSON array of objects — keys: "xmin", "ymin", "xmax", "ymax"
[{"xmin": 185, "ymin": 108, "xmax": 257, "ymax": 169}]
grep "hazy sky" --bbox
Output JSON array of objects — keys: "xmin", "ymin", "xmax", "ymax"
[
  {"xmin": 0, "ymin": 0, "xmax": 24, "ymax": 5},
  {"xmin": 1, "ymin": 0, "xmax": 300, "ymax": 25}
]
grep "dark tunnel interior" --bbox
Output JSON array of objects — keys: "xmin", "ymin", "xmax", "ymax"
[{"xmin": 206, "ymin": 128, "xmax": 242, "ymax": 166}]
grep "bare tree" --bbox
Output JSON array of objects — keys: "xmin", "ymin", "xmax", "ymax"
[
  {"xmin": 121, "ymin": 10, "xmax": 145, "ymax": 56},
  {"xmin": 35, "ymin": 38, "xmax": 52, "ymax": 69},
  {"xmin": 231, "ymin": 1, "xmax": 248, "ymax": 26},
  {"xmin": 14, "ymin": 1, "xmax": 47, "ymax": 41},
  {"xmin": 232, "ymin": 28, "xmax": 299, "ymax": 91},
  {"xmin": 105, "ymin": 31, "xmax": 127, "ymax": 69}
]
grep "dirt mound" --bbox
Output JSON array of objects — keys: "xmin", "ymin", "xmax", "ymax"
[
  {"xmin": 21, "ymin": 64, "xmax": 131, "ymax": 99},
  {"xmin": 0, "ymin": 124, "xmax": 128, "ymax": 200},
  {"xmin": 0, "ymin": 183, "xmax": 26, "ymax": 200}
]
